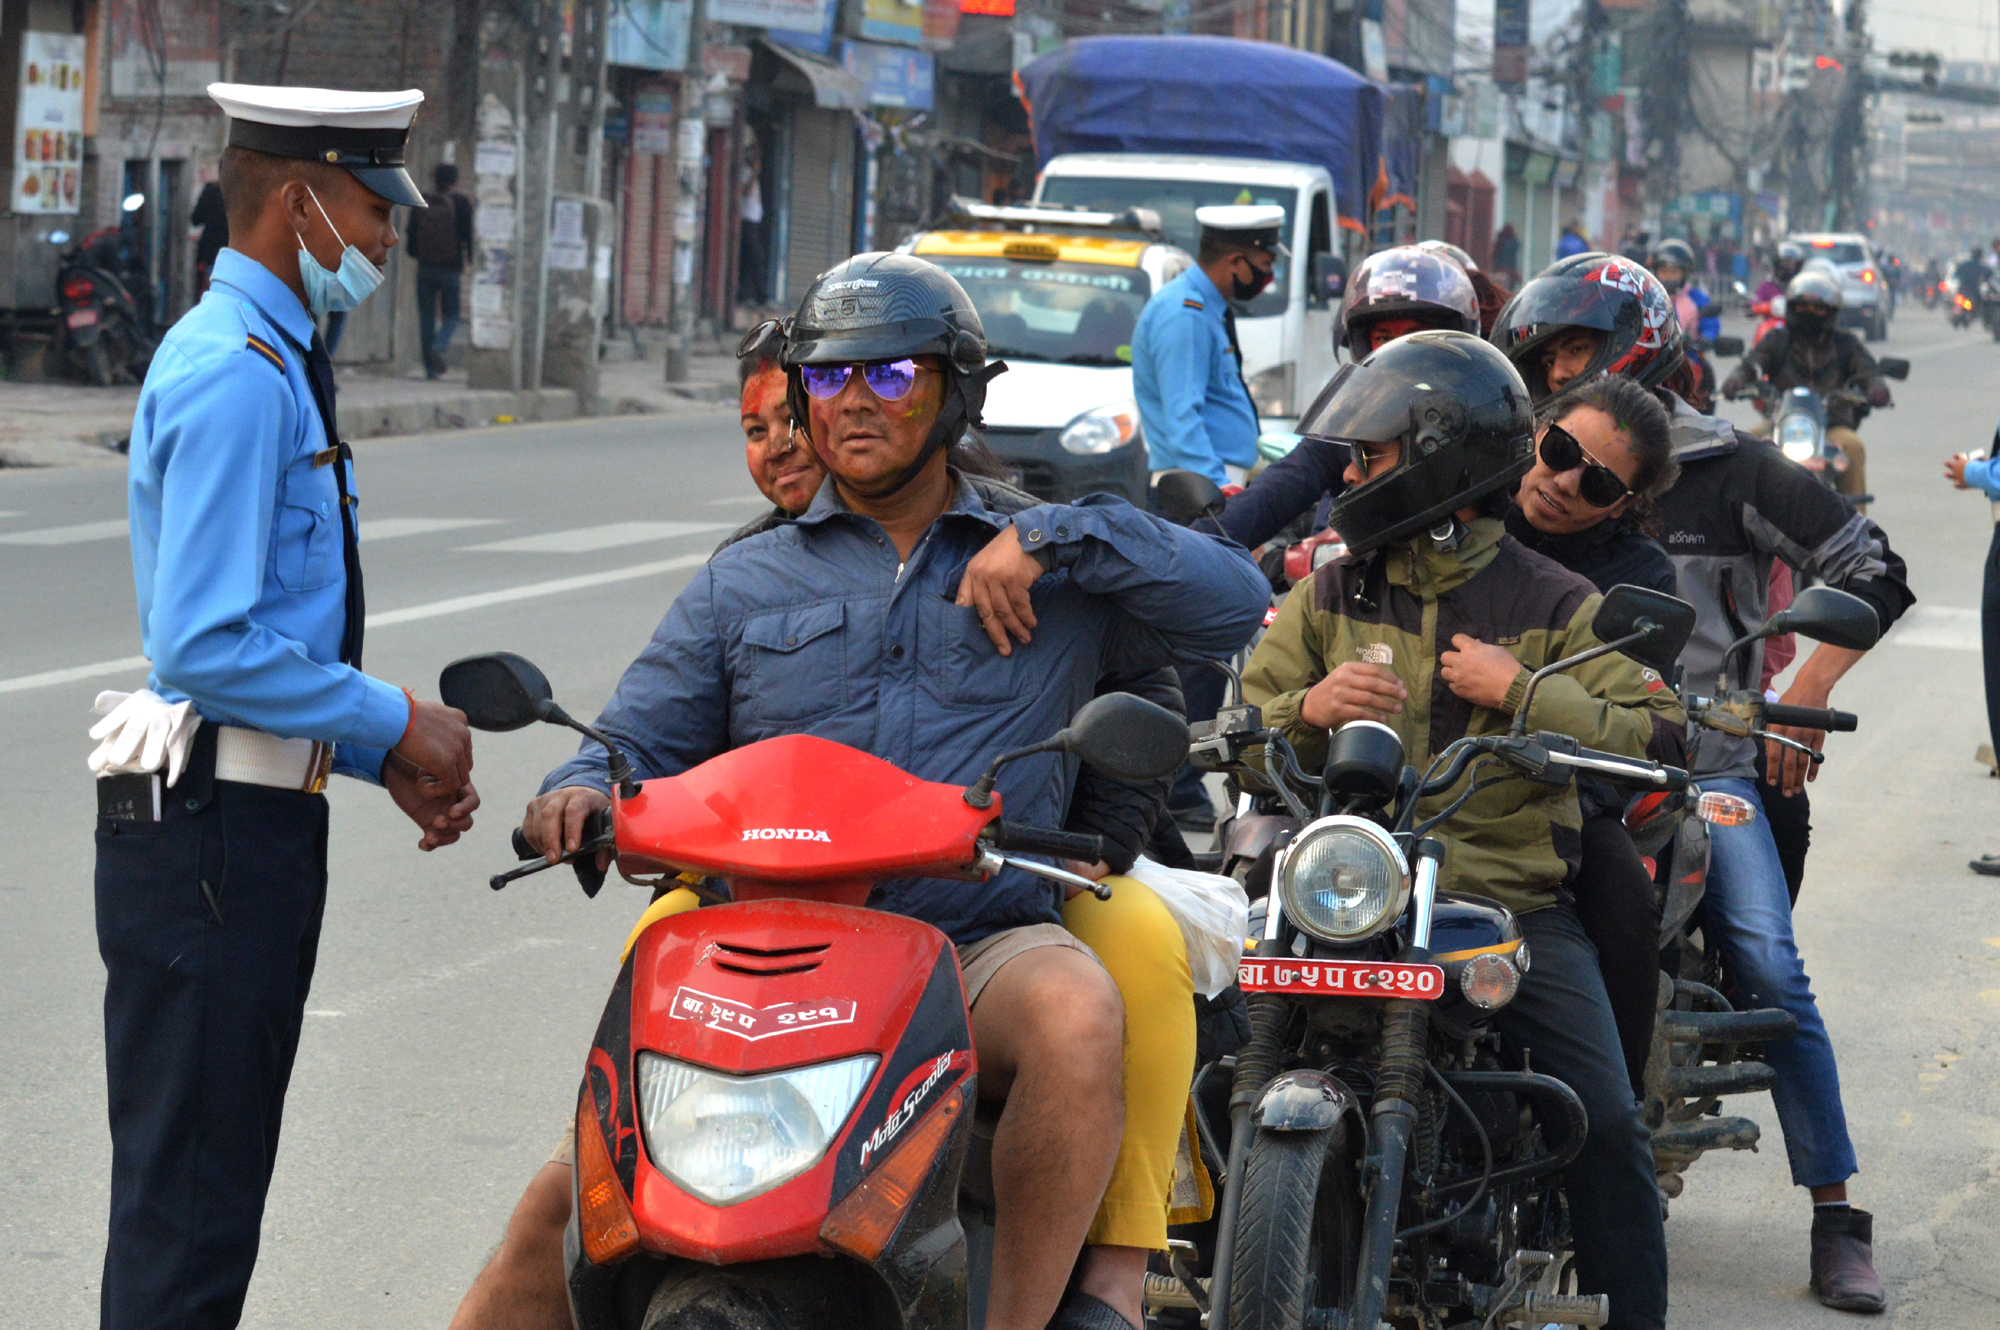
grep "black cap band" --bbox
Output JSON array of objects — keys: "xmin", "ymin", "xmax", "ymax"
[{"xmin": 227, "ymin": 118, "xmax": 409, "ymax": 168}]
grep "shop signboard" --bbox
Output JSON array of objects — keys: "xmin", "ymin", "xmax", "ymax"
[
  {"xmin": 13, "ymin": 31, "xmax": 85, "ymax": 216},
  {"xmin": 710, "ymin": 0, "xmax": 833, "ymax": 30},
  {"xmin": 607, "ymin": 0, "xmax": 693, "ymax": 71},
  {"xmin": 860, "ymin": 0, "xmax": 925, "ymax": 46},
  {"xmin": 840, "ymin": 40, "xmax": 935, "ymax": 108}
]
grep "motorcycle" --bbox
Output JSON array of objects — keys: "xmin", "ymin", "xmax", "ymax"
[
  {"xmin": 1177, "ymin": 585, "xmax": 1698, "ymax": 1330},
  {"xmin": 438, "ymin": 652, "xmax": 1190, "ymax": 1330},
  {"xmin": 48, "ymin": 224, "xmax": 157, "ymax": 386},
  {"xmin": 1624, "ymin": 585, "xmax": 1879, "ymax": 1201},
  {"xmin": 1733, "ymin": 358, "xmax": 1910, "ymax": 510},
  {"xmin": 1948, "ymin": 276, "xmax": 1980, "ymax": 330}
]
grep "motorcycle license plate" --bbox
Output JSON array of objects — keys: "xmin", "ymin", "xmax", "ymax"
[
  {"xmin": 66, "ymin": 308, "xmax": 98, "ymax": 328},
  {"xmin": 1237, "ymin": 958, "xmax": 1445, "ymax": 999}
]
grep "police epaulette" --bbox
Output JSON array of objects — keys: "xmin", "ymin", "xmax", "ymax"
[
  {"xmin": 1183, "ymin": 299, "xmax": 1205, "ymax": 309},
  {"xmin": 244, "ymin": 334, "xmax": 286, "ymax": 372}
]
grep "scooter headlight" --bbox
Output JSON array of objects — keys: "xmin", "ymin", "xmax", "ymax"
[
  {"xmin": 1277, "ymin": 816, "xmax": 1410, "ymax": 943},
  {"xmin": 636, "ymin": 1052, "xmax": 877, "ymax": 1204},
  {"xmin": 1777, "ymin": 414, "xmax": 1818, "ymax": 461}
]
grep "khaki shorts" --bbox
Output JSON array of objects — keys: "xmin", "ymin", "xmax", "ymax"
[{"xmin": 544, "ymin": 923, "xmax": 1098, "ymax": 1171}]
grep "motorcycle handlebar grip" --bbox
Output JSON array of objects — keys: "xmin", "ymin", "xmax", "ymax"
[
  {"xmin": 985, "ymin": 821, "xmax": 1107, "ymax": 865},
  {"xmin": 1763, "ymin": 703, "xmax": 1858, "ymax": 733},
  {"xmin": 511, "ymin": 827, "xmax": 535, "ymax": 861},
  {"xmin": 512, "ymin": 806, "xmax": 614, "ymax": 863}
]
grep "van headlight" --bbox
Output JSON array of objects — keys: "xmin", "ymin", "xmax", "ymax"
[
  {"xmin": 1060, "ymin": 402, "xmax": 1140, "ymax": 455},
  {"xmin": 1277, "ymin": 816, "xmax": 1410, "ymax": 943},
  {"xmin": 636, "ymin": 1052, "xmax": 877, "ymax": 1204},
  {"xmin": 1777, "ymin": 415, "xmax": 1818, "ymax": 461}
]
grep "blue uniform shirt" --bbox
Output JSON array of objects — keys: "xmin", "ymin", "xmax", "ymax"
[
  {"xmin": 127, "ymin": 248, "xmax": 411, "ymax": 782},
  {"xmin": 1132, "ymin": 264, "xmax": 1259, "ymax": 485}
]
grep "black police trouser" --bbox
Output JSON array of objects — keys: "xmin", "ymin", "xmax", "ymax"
[
  {"xmin": 1494, "ymin": 906, "xmax": 1669, "ymax": 1330},
  {"xmin": 96, "ymin": 740, "xmax": 330, "ymax": 1330},
  {"xmin": 1570, "ymin": 812, "xmax": 1663, "ymax": 1101}
]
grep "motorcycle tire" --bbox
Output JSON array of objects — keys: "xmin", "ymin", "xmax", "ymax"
[
  {"xmin": 86, "ymin": 339, "xmax": 114, "ymax": 388},
  {"xmin": 1227, "ymin": 1118, "xmax": 1362, "ymax": 1330},
  {"xmin": 639, "ymin": 1258, "xmax": 875, "ymax": 1330}
]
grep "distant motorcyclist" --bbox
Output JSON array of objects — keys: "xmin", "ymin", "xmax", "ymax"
[
  {"xmin": 1721, "ymin": 270, "xmax": 1889, "ymax": 510},
  {"xmin": 1955, "ymin": 249, "xmax": 1987, "ymax": 303},
  {"xmin": 1761, "ymin": 240, "xmax": 1806, "ymax": 301},
  {"xmin": 1648, "ymin": 237, "xmax": 1719, "ymax": 343}
]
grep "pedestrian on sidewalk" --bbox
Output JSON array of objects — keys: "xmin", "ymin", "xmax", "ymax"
[
  {"xmin": 1945, "ymin": 434, "xmax": 2000, "ymax": 876},
  {"xmin": 407, "ymin": 162, "xmax": 474, "ymax": 378},
  {"xmin": 737, "ymin": 137, "xmax": 768, "ymax": 307},
  {"xmin": 96, "ymin": 82, "xmax": 478, "ymax": 1330}
]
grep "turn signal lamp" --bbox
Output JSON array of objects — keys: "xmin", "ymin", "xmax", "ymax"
[
  {"xmin": 820, "ymin": 1085, "xmax": 966, "ymax": 1262},
  {"xmin": 575, "ymin": 1094, "xmax": 642, "ymax": 1266},
  {"xmin": 1861, "ymin": 269, "xmax": 1877, "ymax": 284},
  {"xmin": 1697, "ymin": 791, "xmax": 1757, "ymax": 827},
  {"xmin": 1459, "ymin": 952, "xmax": 1520, "ymax": 1010}
]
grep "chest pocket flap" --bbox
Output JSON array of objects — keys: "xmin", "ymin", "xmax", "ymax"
[{"xmin": 738, "ymin": 601, "xmax": 848, "ymax": 726}]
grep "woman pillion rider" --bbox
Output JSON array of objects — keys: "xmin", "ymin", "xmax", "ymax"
[{"xmin": 1240, "ymin": 330, "xmax": 1679, "ymax": 1330}]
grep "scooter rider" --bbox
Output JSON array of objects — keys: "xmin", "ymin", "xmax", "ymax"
[
  {"xmin": 515, "ymin": 253, "xmax": 1270, "ymax": 1330},
  {"xmin": 1495, "ymin": 252, "xmax": 1915, "ymax": 1314},
  {"xmin": 1758, "ymin": 240, "xmax": 1806, "ymax": 305},
  {"xmin": 1241, "ymin": 331, "xmax": 1680, "ymax": 1330},
  {"xmin": 1721, "ymin": 269, "xmax": 1889, "ymax": 511},
  {"xmin": 1213, "ymin": 245, "xmax": 1479, "ymax": 555}
]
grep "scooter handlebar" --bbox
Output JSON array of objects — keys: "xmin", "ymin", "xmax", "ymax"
[
  {"xmin": 983, "ymin": 820, "xmax": 1107, "ymax": 865},
  {"xmin": 1762, "ymin": 703, "xmax": 1858, "ymax": 733}
]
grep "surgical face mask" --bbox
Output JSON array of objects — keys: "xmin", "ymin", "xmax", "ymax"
[{"xmin": 295, "ymin": 186, "xmax": 384, "ymax": 318}]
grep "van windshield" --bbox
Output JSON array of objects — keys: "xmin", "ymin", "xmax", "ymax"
[
  {"xmin": 928, "ymin": 257, "xmax": 1151, "ymax": 366},
  {"xmin": 1037, "ymin": 176, "xmax": 1296, "ymax": 316}
]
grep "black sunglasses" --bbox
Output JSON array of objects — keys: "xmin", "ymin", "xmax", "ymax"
[
  {"xmin": 1538, "ymin": 423, "xmax": 1633, "ymax": 508},
  {"xmin": 737, "ymin": 317, "xmax": 791, "ymax": 361}
]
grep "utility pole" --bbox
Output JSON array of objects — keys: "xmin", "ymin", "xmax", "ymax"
[{"xmin": 665, "ymin": 0, "xmax": 708, "ymax": 383}]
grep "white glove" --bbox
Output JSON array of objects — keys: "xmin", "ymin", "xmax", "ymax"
[{"xmin": 88, "ymin": 689, "xmax": 203, "ymax": 787}]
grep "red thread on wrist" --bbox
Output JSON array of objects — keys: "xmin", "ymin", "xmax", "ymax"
[{"xmin": 398, "ymin": 687, "xmax": 418, "ymax": 746}]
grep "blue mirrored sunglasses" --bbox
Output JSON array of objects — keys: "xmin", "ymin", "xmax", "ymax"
[{"xmin": 799, "ymin": 358, "xmax": 923, "ymax": 402}]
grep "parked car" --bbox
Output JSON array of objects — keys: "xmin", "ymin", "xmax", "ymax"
[
  {"xmin": 1786, "ymin": 232, "xmax": 1890, "ymax": 341},
  {"xmin": 896, "ymin": 199, "xmax": 1192, "ymax": 504}
]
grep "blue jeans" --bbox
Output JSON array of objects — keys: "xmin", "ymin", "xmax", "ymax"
[{"xmin": 1700, "ymin": 776, "xmax": 1858, "ymax": 1188}]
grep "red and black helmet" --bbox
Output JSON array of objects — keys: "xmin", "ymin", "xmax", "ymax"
[
  {"xmin": 1490, "ymin": 251, "xmax": 1686, "ymax": 407},
  {"xmin": 1336, "ymin": 246, "xmax": 1480, "ymax": 353}
]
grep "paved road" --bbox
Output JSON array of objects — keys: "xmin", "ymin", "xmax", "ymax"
[{"xmin": 4, "ymin": 309, "xmax": 1999, "ymax": 1328}]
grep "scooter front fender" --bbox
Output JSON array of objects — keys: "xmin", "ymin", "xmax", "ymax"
[{"xmin": 1251, "ymin": 1068, "xmax": 1361, "ymax": 1133}]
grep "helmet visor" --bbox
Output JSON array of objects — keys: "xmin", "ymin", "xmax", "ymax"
[{"xmin": 1296, "ymin": 362, "xmax": 1421, "ymax": 447}]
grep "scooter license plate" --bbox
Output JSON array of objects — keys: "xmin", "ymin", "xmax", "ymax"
[
  {"xmin": 66, "ymin": 308, "xmax": 98, "ymax": 328},
  {"xmin": 1237, "ymin": 958, "xmax": 1445, "ymax": 999}
]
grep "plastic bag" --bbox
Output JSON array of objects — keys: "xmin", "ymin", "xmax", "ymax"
[{"xmin": 1127, "ymin": 855, "xmax": 1250, "ymax": 998}]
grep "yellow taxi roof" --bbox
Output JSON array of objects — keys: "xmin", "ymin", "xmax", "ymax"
[{"xmin": 911, "ymin": 231, "xmax": 1148, "ymax": 267}]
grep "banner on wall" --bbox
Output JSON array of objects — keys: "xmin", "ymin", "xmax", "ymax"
[{"xmin": 13, "ymin": 32, "xmax": 86, "ymax": 215}]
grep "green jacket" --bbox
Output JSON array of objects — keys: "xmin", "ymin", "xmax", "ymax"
[{"xmin": 1242, "ymin": 518, "xmax": 1686, "ymax": 915}]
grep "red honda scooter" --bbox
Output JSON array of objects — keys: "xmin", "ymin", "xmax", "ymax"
[{"xmin": 439, "ymin": 653, "xmax": 1188, "ymax": 1330}]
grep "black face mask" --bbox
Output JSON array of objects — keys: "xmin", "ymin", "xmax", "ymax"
[
  {"xmin": 1787, "ymin": 308, "xmax": 1832, "ymax": 339},
  {"xmin": 1231, "ymin": 258, "xmax": 1273, "ymax": 302}
]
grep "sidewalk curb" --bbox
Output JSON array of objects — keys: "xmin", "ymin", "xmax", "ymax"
[{"xmin": 337, "ymin": 387, "xmax": 580, "ymax": 439}]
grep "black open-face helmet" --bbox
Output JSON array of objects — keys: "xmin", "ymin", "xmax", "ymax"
[
  {"xmin": 1648, "ymin": 237, "xmax": 1697, "ymax": 291},
  {"xmin": 1310, "ymin": 331, "xmax": 1537, "ymax": 557},
  {"xmin": 1337, "ymin": 246, "xmax": 1480, "ymax": 353},
  {"xmin": 1490, "ymin": 252, "xmax": 1685, "ymax": 409},
  {"xmin": 782, "ymin": 252, "xmax": 1004, "ymax": 494}
]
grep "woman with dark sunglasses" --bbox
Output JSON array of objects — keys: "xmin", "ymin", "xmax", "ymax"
[{"xmin": 1506, "ymin": 373, "xmax": 1681, "ymax": 1101}]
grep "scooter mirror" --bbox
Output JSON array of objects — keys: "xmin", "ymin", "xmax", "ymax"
[
  {"xmin": 1710, "ymin": 335, "xmax": 1744, "ymax": 358},
  {"xmin": 1876, "ymin": 357, "xmax": 1910, "ymax": 380},
  {"xmin": 1768, "ymin": 585, "xmax": 1880, "ymax": 651},
  {"xmin": 1061, "ymin": 691, "xmax": 1189, "ymax": 782},
  {"xmin": 1591, "ymin": 585, "xmax": 1697, "ymax": 676},
  {"xmin": 439, "ymin": 652, "xmax": 556, "ymax": 731},
  {"xmin": 1152, "ymin": 469, "xmax": 1226, "ymax": 526}
]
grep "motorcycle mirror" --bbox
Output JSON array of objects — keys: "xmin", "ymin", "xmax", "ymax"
[
  {"xmin": 1310, "ymin": 252, "xmax": 1347, "ymax": 305},
  {"xmin": 121, "ymin": 192, "xmax": 146, "ymax": 213},
  {"xmin": 1767, "ymin": 586, "xmax": 1880, "ymax": 651},
  {"xmin": 1876, "ymin": 357, "xmax": 1910, "ymax": 380},
  {"xmin": 439, "ymin": 652, "xmax": 555, "ymax": 731},
  {"xmin": 1591, "ymin": 585, "xmax": 1698, "ymax": 676},
  {"xmin": 1062, "ymin": 691, "xmax": 1190, "ymax": 782},
  {"xmin": 1152, "ymin": 469, "xmax": 1227, "ymax": 526},
  {"xmin": 1710, "ymin": 335, "xmax": 1745, "ymax": 357},
  {"xmin": 46, "ymin": 229, "xmax": 68, "ymax": 245}
]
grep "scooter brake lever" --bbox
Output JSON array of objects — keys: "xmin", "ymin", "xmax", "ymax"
[
  {"xmin": 1750, "ymin": 729, "xmax": 1823, "ymax": 764},
  {"xmin": 489, "ymin": 856, "xmax": 563, "ymax": 891}
]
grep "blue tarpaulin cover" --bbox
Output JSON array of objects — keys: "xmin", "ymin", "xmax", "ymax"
[{"xmin": 1016, "ymin": 36, "xmax": 1386, "ymax": 229}]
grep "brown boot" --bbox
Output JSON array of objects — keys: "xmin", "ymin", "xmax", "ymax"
[{"xmin": 1810, "ymin": 1207, "xmax": 1886, "ymax": 1313}]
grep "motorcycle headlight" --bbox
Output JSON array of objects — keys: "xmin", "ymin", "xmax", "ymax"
[
  {"xmin": 1277, "ymin": 816, "xmax": 1410, "ymax": 943},
  {"xmin": 1777, "ymin": 415, "xmax": 1818, "ymax": 460},
  {"xmin": 1059, "ymin": 402, "xmax": 1140, "ymax": 455},
  {"xmin": 636, "ymin": 1052, "xmax": 877, "ymax": 1204}
]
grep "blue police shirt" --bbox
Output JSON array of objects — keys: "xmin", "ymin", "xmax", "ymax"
[
  {"xmin": 1132, "ymin": 264, "xmax": 1259, "ymax": 486},
  {"xmin": 127, "ymin": 248, "xmax": 411, "ymax": 782}
]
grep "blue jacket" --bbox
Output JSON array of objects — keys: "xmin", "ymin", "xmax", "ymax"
[
  {"xmin": 1132, "ymin": 265, "xmax": 1260, "ymax": 484},
  {"xmin": 544, "ymin": 474, "xmax": 1269, "ymax": 945}
]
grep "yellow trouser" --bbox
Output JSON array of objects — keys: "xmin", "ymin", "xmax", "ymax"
[
  {"xmin": 1748, "ymin": 417, "xmax": 1868, "ymax": 510},
  {"xmin": 622, "ymin": 876, "xmax": 1196, "ymax": 1251}
]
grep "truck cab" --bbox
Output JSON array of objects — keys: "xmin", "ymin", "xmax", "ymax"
[{"xmin": 1031, "ymin": 153, "xmax": 1343, "ymax": 426}]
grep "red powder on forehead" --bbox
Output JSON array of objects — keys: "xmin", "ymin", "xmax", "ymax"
[{"xmin": 740, "ymin": 365, "xmax": 787, "ymax": 420}]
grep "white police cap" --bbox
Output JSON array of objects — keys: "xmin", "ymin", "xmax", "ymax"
[
  {"xmin": 208, "ymin": 83, "xmax": 426, "ymax": 207},
  {"xmin": 1195, "ymin": 204, "xmax": 1289, "ymax": 256}
]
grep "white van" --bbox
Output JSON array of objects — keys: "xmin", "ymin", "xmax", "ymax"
[{"xmin": 1032, "ymin": 153, "xmax": 1345, "ymax": 424}]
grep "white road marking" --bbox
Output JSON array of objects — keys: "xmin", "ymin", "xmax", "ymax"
[
  {"xmin": 0, "ymin": 511, "xmax": 20, "ymax": 519},
  {"xmin": 0, "ymin": 552, "xmax": 708, "ymax": 695},
  {"xmin": 459, "ymin": 520, "xmax": 731, "ymax": 553},
  {"xmin": 1889, "ymin": 605, "xmax": 1981, "ymax": 652},
  {"xmin": 705, "ymin": 495, "xmax": 771, "ymax": 506},
  {"xmin": 0, "ymin": 519, "xmax": 129, "ymax": 546},
  {"xmin": 360, "ymin": 517, "xmax": 503, "ymax": 542}
]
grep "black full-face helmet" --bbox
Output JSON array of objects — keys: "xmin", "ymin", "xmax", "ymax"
[
  {"xmin": 1648, "ymin": 237, "xmax": 1697, "ymax": 292},
  {"xmin": 1310, "ymin": 330, "xmax": 1537, "ymax": 557},
  {"xmin": 1490, "ymin": 252, "xmax": 1685, "ymax": 409},
  {"xmin": 782, "ymin": 252, "xmax": 1003, "ymax": 494}
]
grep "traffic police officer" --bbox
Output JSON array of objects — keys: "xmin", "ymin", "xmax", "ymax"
[
  {"xmin": 94, "ymin": 83, "xmax": 478, "ymax": 1330},
  {"xmin": 1131, "ymin": 203, "xmax": 1286, "ymax": 486}
]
